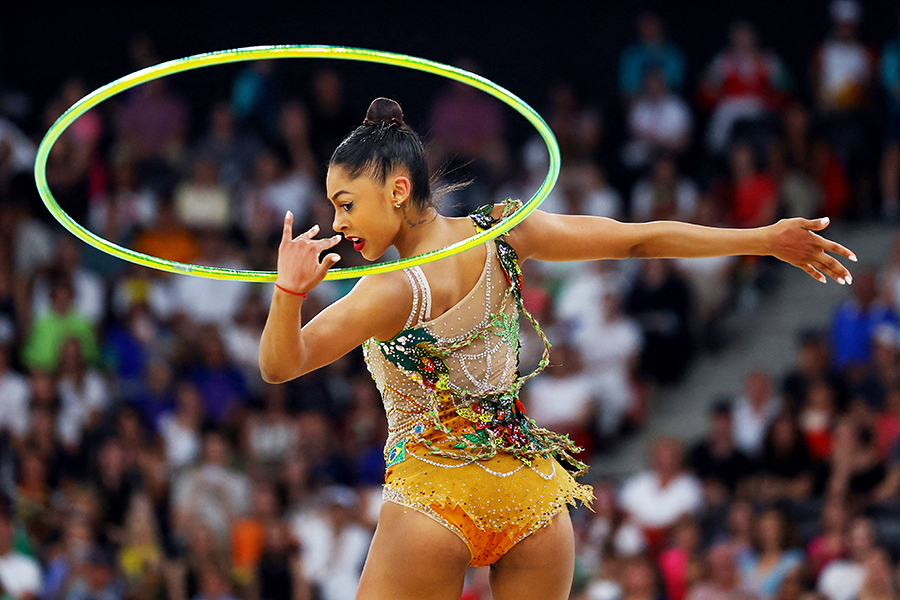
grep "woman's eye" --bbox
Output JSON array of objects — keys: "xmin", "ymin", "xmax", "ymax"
[{"xmin": 342, "ymin": 203, "xmax": 353, "ymax": 212}]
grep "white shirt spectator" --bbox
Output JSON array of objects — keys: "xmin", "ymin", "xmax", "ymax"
[
  {"xmin": 817, "ymin": 41, "xmax": 871, "ymax": 107},
  {"xmin": 618, "ymin": 470, "xmax": 703, "ymax": 529},
  {"xmin": 293, "ymin": 509, "xmax": 371, "ymax": 600},
  {"xmin": 0, "ymin": 550, "xmax": 42, "ymax": 600},
  {"xmin": 57, "ymin": 371, "xmax": 110, "ymax": 447},
  {"xmin": 168, "ymin": 261, "xmax": 251, "ymax": 326},
  {"xmin": 817, "ymin": 559, "xmax": 865, "ymax": 600},
  {"xmin": 158, "ymin": 414, "xmax": 201, "ymax": 470},
  {"xmin": 0, "ymin": 372, "xmax": 29, "ymax": 438},
  {"xmin": 173, "ymin": 464, "xmax": 251, "ymax": 541},
  {"xmin": 623, "ymin": 94, "xmax": 692, "ymax": 168},
  {"xmin": 732, "ymin": 393, "xmax": 782, "ymax": 457},
  {"xmin": 0, "ymin": 118, "xmax": 37, "ymax": 175},
  {"xmin": 526, "ymin": 374, "xmax": 595, "ymax": 429}
]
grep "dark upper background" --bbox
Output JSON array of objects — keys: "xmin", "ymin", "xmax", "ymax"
[{"xmin": 4, "ymin": 0, "xmax": 900, "ymax": 141}]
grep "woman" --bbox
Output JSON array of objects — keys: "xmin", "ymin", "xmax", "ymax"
[
  {"xmin": 738, "ymin": 507, "xmax": 804, "ymax": 600},
  {"xmin": 260, "ymin": 98, "xmax": 854, "ymax": 600}
]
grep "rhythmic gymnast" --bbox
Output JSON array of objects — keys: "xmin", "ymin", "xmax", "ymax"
[{"xmin": 259, "ymin": 98, "xmax": 855, "ymax": 600}]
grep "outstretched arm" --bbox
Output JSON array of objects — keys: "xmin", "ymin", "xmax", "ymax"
[
  {"xmin": 259, "ymin": 212, "xmax": 411, "ymax": 383},
  {"xmin": 507, "ymin": 210, "xmax": 856, "ymax": 284}
]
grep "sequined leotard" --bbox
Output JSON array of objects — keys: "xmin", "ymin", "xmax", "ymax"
[{"xmin": 363, "ymin": 201, "xmax": 593, "ymax": 567}]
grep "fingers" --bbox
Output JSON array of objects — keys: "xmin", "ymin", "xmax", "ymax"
[
  {"xmin": 828, "ymin": 240, "xmax": 858, "ymax": 263},
  {"xmin": 314, "ymin": 234, "xmax": 342, "ymax": 252},
  {"xmin": 814, "ymin": 255, "xmax": 853, "ymax": 285},
  {"xmin": 294, "ymin": 223, "xmax": 320, "ymax": 242},
  {"xmin": 322, "ymin": 253, "xmax": 341, "ymax": 268},
  {"xmin": 281, "ymin": 211, "xmax": 294, "ymax": 244},
  {"xmin": 800, "ymin": 264, "xmax": 827, "ymax": 284},
  {"xmin": 803, "ymin": 216, "xmax": 830, "ymax": 231}
]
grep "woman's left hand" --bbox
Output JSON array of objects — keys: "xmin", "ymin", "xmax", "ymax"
[{"xmin": 765, "ymin": 217, "xmax": 856, "ymax": 284}]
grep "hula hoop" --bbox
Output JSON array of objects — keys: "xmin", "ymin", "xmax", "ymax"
[{"xmin": 34, "ymin": 45, "xmax": 560, "ymax": 281}]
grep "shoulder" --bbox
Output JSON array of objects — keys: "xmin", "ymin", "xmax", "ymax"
[{"xmin": 344, "ymin": 270, "xmax": 414, "ymax": 339}]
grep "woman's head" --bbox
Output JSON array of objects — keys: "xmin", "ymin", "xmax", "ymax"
[
  {"xmin": 326, "ymin": 98, "xmax": 433, "ymax": 260},
  {"xmin": 754, "ymin": 507, "xmax": 793, "ymax": 553},
  {"xmin": 330, "ymin": 98, "xmax": 430, "ymax": 208}
]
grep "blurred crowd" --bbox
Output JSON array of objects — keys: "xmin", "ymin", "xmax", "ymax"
[{"xmin": 0, "ymin": 1, "xmax": 899, "ymax": 599}]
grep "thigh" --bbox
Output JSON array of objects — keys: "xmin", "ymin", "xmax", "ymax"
[
  {"xmin": 355, "ymin": 500, "xmax": 471, "ymax": 600},
  {"xmin": 488, "ymin": 510, "xmax": 575, "ymax": 600}
]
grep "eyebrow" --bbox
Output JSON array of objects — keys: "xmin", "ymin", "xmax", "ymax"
[{"xmin": 329, "ymin": 190, "xmax": 350, "ymax": 202}]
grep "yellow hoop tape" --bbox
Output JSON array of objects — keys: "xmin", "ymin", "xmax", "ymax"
[{"xmin": 34, "ymin": 45, "xmax": 560, "ymax": 281}]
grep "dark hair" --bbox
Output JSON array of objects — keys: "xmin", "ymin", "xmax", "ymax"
[{"xmin": 329, "ymin": 98, "xmax": 434, "ymax": 209}]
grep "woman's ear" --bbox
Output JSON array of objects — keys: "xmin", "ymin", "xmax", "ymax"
[{"xmin": 389, "ymin": 175, "xmax": 412, "ymax": 208}]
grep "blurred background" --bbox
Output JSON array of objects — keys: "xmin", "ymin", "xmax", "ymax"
[{"xmin": 1, "ymin": 0, "xmax": 900, "ymax": 599}]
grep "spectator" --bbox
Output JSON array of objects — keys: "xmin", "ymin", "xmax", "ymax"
[
  {"xmin": 62, "ymin": 548, "xmax": 123, "ymax": 600},
  {"xmin": 0, "ymin": 344, "xmax": 30, "ymax": 441},
  {"xmin": 738, "ymin": 507, "xmax": 803, "ymax": 600},
  {"xmin": 752, "ymin": 412, "xmax": 814, "ymax": 502},
  {"xmin": 132, "ymin": 199, "xmax": 201, "ymax": 267},
  {"xmin": 616, "ymin": 555, "xmax": 667, "ymax": 600},
  {"xmin": 659, "ymin": 516, "xmax": 704, "ymax": 600},
  {"xmin": 799, "ymin": 379, "xmax": 838, "ymax": 461},
  {"xmin": 31, "ymin": 238, "xmax": 106, "ymax": 326},
  {"xmin": 730, "ymin": 142, "xmax": 779, "ymax": 229},
  {"xmin": 626, "ymin": 259, "xmax": 693, "ymax": 383},
  {"xmin": 688, "ymin": 400, "xmax": 754, "ymax": 500},
  {"xmin": 684, "ymin": 543, "xmax": 750, "ymax": 600},
  {"xmin": 879, "ymin": 13, "xmax": 900, "ymax": 220},
  {"xmin": 173, "ymin": 157, "xmax": 232, "ymax": 232},
  {"xmin": 118, "ymin": 493, "xmax": 163, "ymax": 599},
  {"xmin": 619, "ymin": 11, "xmax": 686, "ymax": 99},
  {"xmin": 0, "ymin": 502, "xmax": 41, "ymax": 600},
  {"xmin": 116, "ymin": 79, "xmax": 188, "ymax": 172},
  {"xmin": 168, "ymin": 233, "xmax": 251, "ymax": 327},
  {"xmin": 307, "ymin": 69, "xmax": 355, "ymax": 175},
  {"xmin": 295, "ymin": 487, "xmax": 370, "ymax": 600},
  {"xmin": 22, "ymin": 277, "xmax": 99, "ymax": 373},
  {"xmin": 855, "ymin": 549, "xmax": 895, "ymax": 600},
  {"xmin": 579, "ymin": 292, "xmax": 643, "ymax": 439},
  {"xmin": 619, "ymin": 437, "xmax": 703, "ymax": 551},
  {"xmin": 830, "ymin": 269, "xmax": 897, "ymax": 371},
  {"xmin": 524, "ymin": 341, "xmax": 596, "ymax": 457},
  {"xmin": 806, "ymin": 499, "xmax": 849, "ymax": 579},
  {"xmin": 622, "ymin": 67, "xmax": 693, "ymax": 170},
  {"xmin": 241, "ymin": 384, "xmax": 298, "ymax": 467},
  {"xmin": 87, "ymin": 158, "xmax": 158, "ymax": 242},
  {"xmin": 232, "ymin": 62, "xmax": 278, "ymax": 138},
  {"xmin": 817, "ymin": 517, "xmax": 878, "ymax": 600},
  {"xmin": 630, "ymin": 155, "xmax": 699, "ymax": 222},
  {"xmin": 172, "ymin": 431, "xmax": 250, "ymax": 542},
  {"xmin": 699, "ymin": 22, "xmax": 791, "ymax": 154},
  {"xmin": 812, "ymin": 0, "xmax": 874, "ymax": 180},
  {"xmin": 55, "ymin": 338, "xmax": 109, "ymax": 451},
  {"xmin": 193, "ymin": 101, "xmax": 261, "ymax": 192},
  {"xmin": 188, "ymin": 325, "xmax": 248, "ymax": 427},
  {"xmin": 277, "ymin": 100, "xmax": 318, "ymax": 178},
  {"xmin": 732, "ymin": 370, "xmax": 782, "ymax": 458},
  {"xmin": 544, "ymin": 82, "xmax": 603, "ymax": 164},
  {"xmin": 158, "ymin": 381, "xmax": 204, "ymax": 471},
  {"xmin": 189, "ymin": 565, "xmax": 239, "ymax": 600},
  {"xmin": 252, "ymin": 520, "xmax": 310, "ymax": 600}
]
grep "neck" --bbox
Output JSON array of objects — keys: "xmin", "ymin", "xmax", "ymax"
[{"xmin": 393, "ymin": 206, "xmax": 443, "ymax": 258}]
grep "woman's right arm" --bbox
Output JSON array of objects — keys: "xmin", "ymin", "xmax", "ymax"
[{"xmin": 258, "ymin": 212, "xmax": 411, "ymax": 383}]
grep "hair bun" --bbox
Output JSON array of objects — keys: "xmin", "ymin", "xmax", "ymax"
[{"xmin": 364, "ymin": 97, "xmax": 404, "ymax": 127}]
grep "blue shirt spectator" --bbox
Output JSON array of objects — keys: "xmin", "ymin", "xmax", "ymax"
[{"xmin": 619, "ymin": 12, "xmax": 686, "ymax": 98}]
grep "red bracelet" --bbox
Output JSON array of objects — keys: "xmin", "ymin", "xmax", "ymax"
[{"xmin": 275, "ymin": 283, "xmax": 308, "ymax": 299}]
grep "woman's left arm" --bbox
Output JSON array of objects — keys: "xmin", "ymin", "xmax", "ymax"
[{"xmin": 508, "ymin": 210, "xmax": 856, "ymax": 284}]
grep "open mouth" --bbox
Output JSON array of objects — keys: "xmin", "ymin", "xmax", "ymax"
[{"xmin": 347, "ymin": 236, "xmax": 366, "ymax": 252}]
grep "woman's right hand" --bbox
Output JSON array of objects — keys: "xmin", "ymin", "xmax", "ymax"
[{"xmin": 275, "ymin": 211, "xmax": 341, "ymax": 295}]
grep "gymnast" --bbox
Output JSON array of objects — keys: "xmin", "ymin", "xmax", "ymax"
[{"xmin": 259, "ymin": 97, "xmax": 855, "ymax": 600}]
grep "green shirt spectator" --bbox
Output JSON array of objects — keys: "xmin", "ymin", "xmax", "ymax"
[{"xmin": 22, "ymin": 277, "xmax": 99, "ymax": 372}]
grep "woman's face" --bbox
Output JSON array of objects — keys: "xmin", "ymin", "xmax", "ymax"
[
  {"xmin": 758, "ymin": 510, "xmax": 785, "ymax": 551},
  {"xmin": 326, "ymin": 165, "xmax": 406, "ymax": 261}
]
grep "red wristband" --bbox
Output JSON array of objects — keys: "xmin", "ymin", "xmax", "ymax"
[{"xmin": 275, "ymin": 283, "xmax": 308, "ymax": 299}]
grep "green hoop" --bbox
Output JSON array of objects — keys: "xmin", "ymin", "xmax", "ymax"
[{"xmin": 34, "ymin": 45, "xmax": 560, "ymax": 281}]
